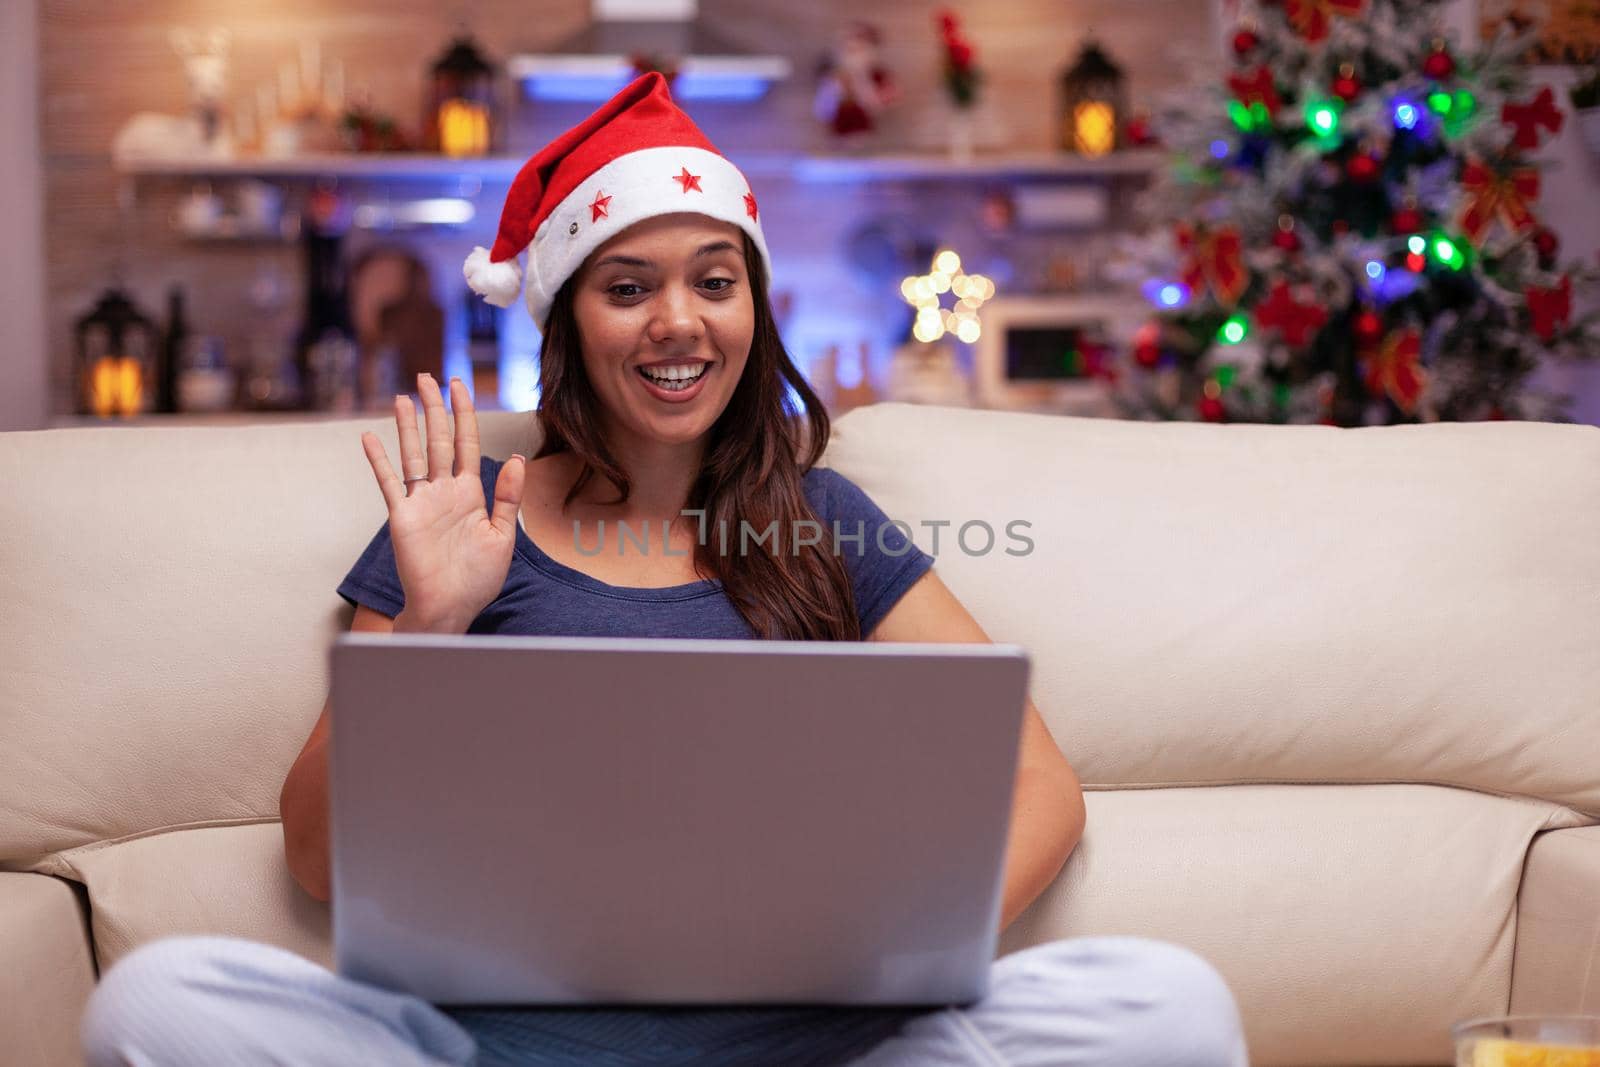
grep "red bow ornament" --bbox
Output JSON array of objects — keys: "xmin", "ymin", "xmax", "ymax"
[
  {"xmin": 1526, "ymin": 275, "xmax": 1573, "ymax": 341},
  {"xmin": 1253, "ymin": 280, "xmax": 1328, "ymax": 347},
  {"xmin": 1177, "ymin": 223, "xmax": 1250, "ymax": 308},
  {"xmin": 1361, "ymin": 328, "xmax": 1426, "ymax": 414},
  {"xmin": 1501, "ymin": 87, "xmax": 1564, "ymax": 151},
  {"xmin": 1285, "ymin": 0, "xmax": 1366, "ymax": 43},
  {"xmin": 1459, "ymin": 161, "xmax": 1540, "ymax": 244}
]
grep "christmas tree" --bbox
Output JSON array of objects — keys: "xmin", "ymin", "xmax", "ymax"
[{"xmin": 1109, "ymin": 0, "xmax": 1599, "ymax": 425}]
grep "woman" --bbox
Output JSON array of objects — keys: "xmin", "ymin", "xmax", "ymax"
[{"xmin": 81, "ymin": 73, "xmax": 1248, "ymax": 1067}]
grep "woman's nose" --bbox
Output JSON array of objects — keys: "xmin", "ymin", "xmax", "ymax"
[{"xmin": 647, "ymin": 283, "xmax": 702, "ymax": 344}]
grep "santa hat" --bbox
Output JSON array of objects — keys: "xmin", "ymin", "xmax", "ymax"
[{"xmin": 463, "ymin": 71, "xmax": 771, "ymax": 330}]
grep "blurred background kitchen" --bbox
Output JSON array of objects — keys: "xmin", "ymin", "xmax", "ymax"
[{"xmin": 2, "ymin": 0, "xmax": 1597, "ymax": 432}]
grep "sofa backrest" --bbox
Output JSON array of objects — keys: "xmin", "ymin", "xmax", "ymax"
[
  {"xmin": 818, "ymin": 404, "xmax": 1600, "ymax": 817},
  {"xmin": 2, "ymin": 403, "xmax": 1597, "ymax": 871},
  {"xmin": 0, "ymin": 412, "xmax": 538, "ymax": 866}
]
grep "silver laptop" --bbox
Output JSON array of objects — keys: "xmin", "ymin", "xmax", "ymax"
[{"xmin": 328, "ymin": 633, "xmax": 1030, "ymax": 1008}]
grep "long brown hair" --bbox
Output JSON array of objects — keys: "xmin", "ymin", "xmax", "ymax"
[{"xmin": 531, "ymin": 231, "xmax": 861, "ymax": 640}]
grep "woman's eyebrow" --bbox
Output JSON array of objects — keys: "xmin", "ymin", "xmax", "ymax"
[{"xmin": 591, "ymin": 240, "xmax": 739, "ymax": 270}]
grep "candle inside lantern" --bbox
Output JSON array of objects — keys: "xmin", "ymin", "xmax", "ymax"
[
  {"xmin": 90, "ymin": 356, "xmax": 145, "ymax": 417},
  {"xmin": 1073, "ymin": 101, "xmax": 1116, "ymax": 156},
  {"xmin": 438, "ymin": 99, "xmax": 490, "ymax": 157}
]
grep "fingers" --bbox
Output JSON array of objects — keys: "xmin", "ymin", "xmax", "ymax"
[
  {"xmin": 417, "ymin": 373, "xmax": 453, "ymax": 481},
  {"xmin": 361, "ymin": 431, "xmax": 404, "ymax": 511},
  {"xmin": 395, "ymin": 391, "xmax": 426, "ymax": 483},
  {"xmin": 451, "ymin": 377, "xmax": 480, "ymax": 478},
  {"xmin": 487, "ymin": 453, "xmax": 526, "ymax": 540}
]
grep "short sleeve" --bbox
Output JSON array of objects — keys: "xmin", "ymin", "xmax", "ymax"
[
  {"xmin": 335, "ymin": 455, "xmax": 506, "ymax": 618},
  {"xmin": 336, "ymin": 520, "xmax": 406, "ymax": 617},
  {"xmin": 807, "ymin": 467, "xmax": 935, "ymax": 638}
]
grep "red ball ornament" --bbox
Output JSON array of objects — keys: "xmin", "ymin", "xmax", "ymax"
[
  {"xmin": 1346, "ymin": 153, "xmax": 1381, "ymax": 182},
  {"xmin": 1135, "ymin": 342, "xmax": 1162, "ymax": 368},
  {"xmin": 1390, "ymin": 206, "xmax": 1423, "ymax": 233},
  {"xmin": 1423, "ymin": 44, "xmax": 1455, "ymax": 80},
  {"xmin": 1198, "ymin": 394, "xmax": 1227, "ymax": 421},
  {"xmin": 1353, "ymin": 309, "xmax": 1384, "ymax": 345},
  {"xmin": 1332, "ymin": 64, "xmax": 1361, "ymax": 102},
  {"xmin": 1533, "ymin": 226, "xmax": 1559, "ymax": 264},
  {"xmin": 1233, "ymin": 28, "xmax": 1261, "ymax": 55},
  {"xmin": 1273, "ymin": 227, "xmax": 1302, "ymax": 252}
]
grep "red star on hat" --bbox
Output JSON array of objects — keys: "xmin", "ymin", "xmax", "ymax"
[
  {"xmin": 744, "ymin": 191, "xmax": 759, "ymax": 221},
  {"xmin": 673, "ymin": 166, "xmax": 703, "ymax": 193},
  {"xmin": 589, "ymin": 190, "xmax": 612, "ymax": 222}
]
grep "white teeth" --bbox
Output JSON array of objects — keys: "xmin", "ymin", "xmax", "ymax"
[{"xmin": 640, "ymin": 363, "xmax": 707, "ymax": 386}]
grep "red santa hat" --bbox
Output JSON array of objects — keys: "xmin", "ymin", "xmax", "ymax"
[{"xmin": 463, "ymin": 71, "xmax": 771, "ymax": 330}]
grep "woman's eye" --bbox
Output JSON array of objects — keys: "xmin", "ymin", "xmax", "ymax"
[{"xmin": 608, "ymin": 279, "xmax": 732, "ymax": 299}]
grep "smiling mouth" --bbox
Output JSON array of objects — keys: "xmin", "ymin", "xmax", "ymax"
[{"xmin": 636, "ymin": 363, "xmax": 711, "ymax": 391}]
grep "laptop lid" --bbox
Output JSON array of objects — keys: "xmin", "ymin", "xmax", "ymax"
[{"xmin": 329, "ymin": 633, "xmax": 1030, "ymax": 1007}]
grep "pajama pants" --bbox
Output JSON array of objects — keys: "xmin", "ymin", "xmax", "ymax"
[{"xmin": 82, "ymin": 933, "xmax": 1249, "ymax": 1066}]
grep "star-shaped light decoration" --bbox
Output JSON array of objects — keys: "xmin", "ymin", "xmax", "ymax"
[
  {"xmin": 899, "ymin": 249, "xmax": 996, "ymax": 344},
  {"xmin": 589, "ymin": 189, "xmax": 613, "ymax": 222},
  {"xmin": 743, "ymin": 190, "xmax": 759, "ymax": 222},
  {"xmin": 673, "ymin": 166, "xmax": 703, "ymax": 193}
]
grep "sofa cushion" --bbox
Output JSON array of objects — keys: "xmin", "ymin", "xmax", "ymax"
[
  {"xmin": 998, "ymin": 783, "xmax": 1586, "ymax": 1067},
  {"xmin": 1509, "ymin": 823, "xmax": 1600, "ymax": 1015},
  {"xmin": 824, "ymin": 404, "xmax": 1600, "ymax": 816},
  {"xmin": 38, "ymin": 782, "xmax": 1583, "ymax": 1067},
  {"xmin": 0, "ymin": 872, "xmax": 96, "ymax": 1067},
  {"xmin": 39, "ymin": 820, "xmax": 331, "ymax": 973}
]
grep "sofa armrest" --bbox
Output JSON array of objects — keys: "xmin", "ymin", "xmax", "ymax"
[
  {"xmin": 1510, "ymin": 824, "xmax": 1600, "ymax": 1014},
  {"xmin": 0, "ymin": 871, "xmax": 96, "ymax": 1067}
]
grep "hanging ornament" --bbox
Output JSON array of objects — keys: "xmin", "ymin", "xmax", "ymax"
[
  {"xmin": 1125, "ymin": 111, "xmax": 1158, "ymax": 146},
  {"xmin": 1353, "ymin": 308, "xmax": 1384, "ymax": 345},
  {"xmin": 1501, "ymin": 87, "xmax": 1565, "ymax": 151},
  {"xmin": 1133, "ymin": 322, "xmax": 1163, "ymax": 368},
  {"xmin": 1361, "ymin": 328, "xmax": 1426, "ymax": 414},
  {"xmin": 1390, "ymin": 203, "xmax": 1423, "ymax": 233},
  {"xmin": 1286, "ymin": 0, "xmax": 1366, "ymax": 43},
  {"xmin": 1346, "ymin": 152, "xmax": 1381, "ymax": 182},
  {"xmin": 1254, "ymin": 280, "xmax": 1329, "ymax": 346},
  {"xmin": 1526, "ymin": 276, "xmax": 1573, "ymax": 341},
  {"xmin": 1273, "ymin": 214, "xmax": 1303, "ymax": 251},
  {"xmin": 1422, "ymin": 40, "xmax": 1455, "ymax": 80},
  {"xmin": 1176, "ymin": 222, "xmax": 1250, "ymax": 307},
  {"xmin": 1459, "ymin": 160, "xmax": 1540, "ymax": 243},
  {"xmin": 1228, "ymin": 66, "xmax": 1282, "ymax": 119},
  {"xmin": 1198, "ymin": 380, "xmax": 1227, "ymax": 421},
  {"xmin": 1332, "ymin": 63, "xmax": 1362, "ymax": 103},
  {"xmin": 1533, "ymin": 226, "xmax": 1560, "ymax": 266},
  {"xmin": 1232, "ymin": 27, "xmax": 1261, "ymax": 56}
]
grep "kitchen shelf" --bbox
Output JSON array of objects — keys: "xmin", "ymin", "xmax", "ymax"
[{"xmin": 113, "ymin": 148, "xmax": 1167, "ymax": 185}]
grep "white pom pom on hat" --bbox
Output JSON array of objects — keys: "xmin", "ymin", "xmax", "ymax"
[
  {"xmin": 462, "ymin": 71, "xmax": 772, "ymax": 330},
  {"xmin": 462, "ymin": 246, "xmax": 524, "ymax": 309}
]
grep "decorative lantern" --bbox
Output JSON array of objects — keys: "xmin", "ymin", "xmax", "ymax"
[
  {"xmin": 427, "ymin": 34, "xmax": 496, "ymax": 157},
  {"xmin": 74, "ymin": 287, "xmax": 159, "ymax": 417},
  {"xmin": 1058, "ymin": 39, "xmax": 1127, "ymax": 157}
]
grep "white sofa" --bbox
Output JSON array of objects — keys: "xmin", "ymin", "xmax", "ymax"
[{"xmin": 2, "ymin": 402, "xmax": 1597, "ymax": 1066}]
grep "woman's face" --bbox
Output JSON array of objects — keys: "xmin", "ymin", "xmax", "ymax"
[{"xmin": 571, "ymin": 213, "xmax": 755, "ymax": 449}]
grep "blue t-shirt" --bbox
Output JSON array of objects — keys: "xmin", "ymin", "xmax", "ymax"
[{"xmin": 336, "ymin": 457, "xmax": 934, "ymax": 639}]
